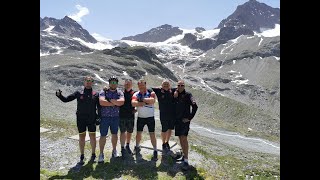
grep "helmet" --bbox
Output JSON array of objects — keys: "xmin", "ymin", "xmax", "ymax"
[{"xmin": 108, "ymin": 76, "xmax": 118, "ymax": 82}]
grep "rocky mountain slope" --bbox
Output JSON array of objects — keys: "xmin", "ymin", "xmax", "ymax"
[{"xmin": 40, "ymin": 0, "xmax": 280, "ymax": 141}]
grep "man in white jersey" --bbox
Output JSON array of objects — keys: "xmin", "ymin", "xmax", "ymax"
[{"xmin": 131, "ymin": 79, "xmax": 158, "ymax": 161}]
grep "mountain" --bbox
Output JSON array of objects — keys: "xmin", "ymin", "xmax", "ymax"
[
  {"xmin": 40, "ymin": 30, "xmax": 93, "ymax": 54},
  {"xmin": 186, "ymin": 35, "xmax": 280, "ymax": 116},
  {"xmin": 121, "ymin": 0, "xmax": 279, "ymax": 52},
  {"xmin": 119, "ymin": 1, "xmax": 280, "ymax": 138},
  {"xmin": 40, "ymin": 16, "xmax": 131, "ymax": 56},
  {"xmin": 40, "ymin": 16, "xmax": 113, "ymax": 55},
  {"xmin": 40, "ymin": 46, "xmax": 179, "ymax": 122},
  {"xmin": 189, "ymin": 0, "xmax": 279, "ymax": 51},
  {"xmin": 121, "ymin": 24, "xmax": 183, "ymax": 42},
  {"xmin": 41, "ymin": 2, "xmax": 280, "ymax": 177},
  {"xmin": 40, "ymin": 17, "xmax": 60, "ymax": 31},
  {"xmin": 218, "ymin": 0, "xmax": 280, "ymax": 32},
  {"xmin": 40, "ymin": 0, "xmax": 280, "ymax": 142},
  {"xmin": 52, "ymin": 16, "xmax": 97, "ymax": 43},
  {"xmin": 40, "ymin": 16, "xmax": 97, "ymax": 43}
]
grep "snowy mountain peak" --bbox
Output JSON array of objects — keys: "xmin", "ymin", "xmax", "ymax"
[
  {"xmin": 218, "ymin": 0, "xmax": 280, "ymax": 32},
  {"xmin": 61, "ymin": 16, "xmax": 78, "ymax": 24},
  {"xmin": 51, "ymin": 16, "xmax": 97, "ymax": 43},
  {"xmin": 156, "ymin": 24, "xmax": 174, "ymax": 30},
  {"xmin": 195, "ymin": 27, "xmax": 206, "ymax": 33},
  {"xmin": 40, "ymin": 17, "xmax": 59, "ymax": 30},
  {"xmin": 121, "ymin": 24, "xmax": 183, "ymax": 43}
]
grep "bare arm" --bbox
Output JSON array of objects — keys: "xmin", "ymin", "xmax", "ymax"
[
  {"xmin": 131, "ymin": 99, "xmax": 146, "ymax": 107},
  {"xmin": 143, "ymin": 92, "xmax": 156, "ymax": 104},
  {"xmin": 96, "ymin": 99, "xmax": 101, "ymax": 118},
  {"xmin": 99, "ymin": 97, "xmax": 115, "ymax": 106},
  {"xmin": 110, "ymin": 98, "xmax": 125, "ymax": 106}
]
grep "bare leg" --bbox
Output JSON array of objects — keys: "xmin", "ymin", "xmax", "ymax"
[
  {"xmin": 99, "ymin": 136, "xmax": 107, "ymax": 154},
  {"xmin": 111, "ymin": 134, "xmax": 118, "ymax": 151},
  {"xmin": 179, "ymin": 136, "xmax": 189, "ymax": 159},
  {"xmin": 79, "ymin": 132, "xmax": 86, "ymax": 155},
  {"xmin": 150, "ymin": 132, "xmax": 157, "ymax": 150},
  {"xmin": 136, "ymin": 131, "xmax": 142, "ymax": 146},
  {"xmin": 166, "ymin": 129, "xmax": 172, "ymax": 143},
  {"xmin": 89, "ymin": 132, "xmax": 96, "ymax": 154},
  {"xmin": 161, "ymin": 131, "xmax": 167, "ymax": 144},
  {"xmin": 120, "ymin": 132, "xmax": 126, "ymax": 147},
  {"xmin": 126, "ymin": 132, "xmax": 132, "ymax": 144}
]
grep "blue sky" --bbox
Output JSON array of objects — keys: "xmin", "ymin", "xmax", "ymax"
[{"xmin": 40, "ymin": 0, "xmax": 280, "ymax": 40}]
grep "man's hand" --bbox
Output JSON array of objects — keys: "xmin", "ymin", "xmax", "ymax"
[
  {"xmin": 103, "ymin": 86, "xmax": 109, "ymax": 91},
  {"xmin": 142, "ymin": 98, "xmax": 148, "ymax": 104},
  {"xmin": 110, "ymin": 99, "xmax": 117, "ymax": 104},
  {"xmin": 105, "ymin": 96, "xmax": 111, "ymax": 102},
  {"xmin": 138, "ymin": 102, "xmax": 146, "ymax": 107},
  {"xmin": 182, "ymin": 118, "xmax": 190, "ymax": 123},
  {"xmin": 174, "ymin": 90, "xmax": 178, "ymax": 98},
  {"xmin": 138, "ymin": 96, "xmax": 144, "ymax": 102},
  {"xmin": 56, "ymin": 89, "xmax": 62, "ymax": 96},
  {"xmin": 132, "ymin": 109, "xmax": 137, "ymax": 114}
]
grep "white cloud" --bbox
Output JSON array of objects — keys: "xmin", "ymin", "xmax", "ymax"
[{"xmin": 69, "ymin": 5, "xmax": 89, "ymax": 22}]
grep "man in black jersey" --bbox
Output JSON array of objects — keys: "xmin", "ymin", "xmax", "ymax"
[
  {"xmin": 119, "ymin": 79, "xmax": 137, "ymax": 158},
  {"xmin": 56, "ymin": 76, "xmax": 100, "ymax": 165},
  {"xmin": 173, "ymin": 80, "xmax": 198, "ymax": 171},
  {"xmin": 151, "ymin": 79, "xmax": 176, "ymax": 153}
]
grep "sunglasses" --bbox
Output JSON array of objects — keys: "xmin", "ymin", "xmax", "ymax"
[
  {"xmin": 85, "ymin": 79, "xmax": 94, "ymax": 82},
  {"xmin": 110, "ymin": 81, "xmax": 118, "ymax": 85},
  {"xmin": 177, "ymin": 85, "xmax": 185, "ymax": 87}
]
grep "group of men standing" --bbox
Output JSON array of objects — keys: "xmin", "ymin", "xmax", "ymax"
[{"xmin": 56, "ymin": 76, "xmax": 198, "ymax": 170}]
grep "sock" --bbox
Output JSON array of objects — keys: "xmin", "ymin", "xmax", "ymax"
[
  {"xmin": 136, "ymin": 143, "xmax": 140, "ymax": 147},
  {"xmin": 126, "ymin": 143, "xmax": 130, "ymax": 146},
  {"xmin": 154, "ymin": 147, "xmax": 157, "ymax": 151},
  {"xmin": 121, "ymin": 146, "xmax": 125, "ymax": 149},
  {"xmin": 184, "ymin": 158, "xmax": 188, "ymax": 163},
  {"xmin": 80, "ymin": 154, "xmax": 84, "ymax": 160}
]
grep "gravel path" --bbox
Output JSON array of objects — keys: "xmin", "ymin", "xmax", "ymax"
[{"xmin": 190, "ymin": 123, "xmax": 280, "ymax": 155}]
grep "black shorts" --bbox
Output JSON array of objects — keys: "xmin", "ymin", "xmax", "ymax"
[
  {"xmin": 160, "ymin": 117, "xmax": 175, "ymax": 132},
  {"xmin": 137, "ymin": 117, "xmax": 155, "ymax": 133},
  {"xmin": 76, "ymin": 115, "xmax": 96, "ymax": 134},
  {"xmin": 175, "ymin": 119, "xmax": 190, "ymax": 136},
  {"xmin": 160, "ymin": 113, "xmax": 175, "ymax": 132},
  {"xmin": 119, "ymin": 116, "xmax": 134, "ymax": 133}
]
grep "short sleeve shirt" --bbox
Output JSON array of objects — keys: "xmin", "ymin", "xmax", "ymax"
[{"xmin": 99, "ymin": 89, "xmax": 124, "ymax": 117}]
